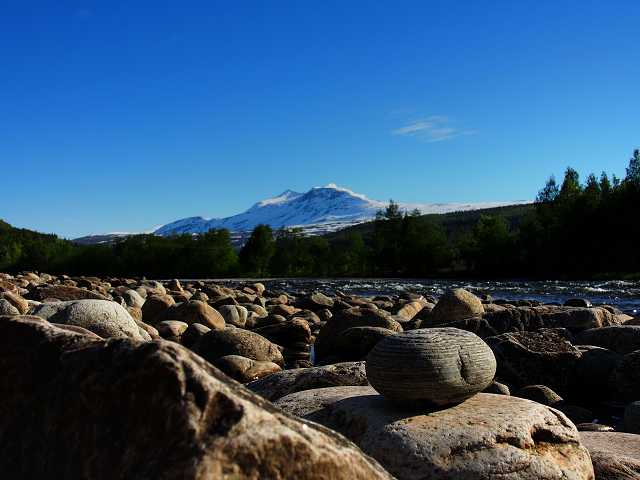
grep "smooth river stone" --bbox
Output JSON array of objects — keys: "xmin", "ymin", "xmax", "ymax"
[
  {"xmin": 275, "ymin": 387, "xmax": 594, "ymax": 480},
  {"xmin": 366, "ymin": 327, "xmax": 496, "ymax": 406}
]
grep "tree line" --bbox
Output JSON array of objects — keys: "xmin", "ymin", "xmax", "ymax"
[{"xmin": 2, "ymin": 149, "xmax": 639, "ymax": 279}]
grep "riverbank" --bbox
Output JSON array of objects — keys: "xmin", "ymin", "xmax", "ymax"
[{"xmin": 1, "ymin": 271, "xmax": 639, "ymax": 478}]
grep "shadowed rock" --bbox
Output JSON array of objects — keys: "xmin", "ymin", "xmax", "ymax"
[
  {"xmin": 195, "ymin": 328, "xmax": 284, "ymax": 366},
  {"xmin": 213, "ymin": 355, "xmax": 281, "ymax": 383},
  {"xmin": 486, "ymin": 328, "xmax": 582, "ymax": 397},
  {"xmin": 0, "ymin": 316, "xmax": 393, "ymax": 480},
  {"xmin": 247, "ymin": 361, "xmax": 368, "ymax": 401},
  {"xmin": 25, "ymin": 285, "xmax": 111, "ymax": 302},
  {"xmin": 314, "ymin": 307, "xmax": 402, "ymax": 363},
  {"xmin": 575, "ymin": 325, "xmax": 640, "ymax": 354}
]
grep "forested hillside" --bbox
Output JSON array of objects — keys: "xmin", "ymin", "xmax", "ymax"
[{"xmin": 2, "ymin": 149, "xmax": 638, "ymax": 279}]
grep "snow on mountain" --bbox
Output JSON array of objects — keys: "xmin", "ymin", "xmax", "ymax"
[{"xmin": 154, "ymin": 183, "xmax": 524, "ymax": 237}]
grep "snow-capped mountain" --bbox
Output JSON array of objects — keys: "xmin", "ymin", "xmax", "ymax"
[{"xmin": 154, "ymin": 183, "xmax": 522, "ymax": 237}]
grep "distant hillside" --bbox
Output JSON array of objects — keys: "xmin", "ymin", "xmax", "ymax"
[
  {"xmin": 154, "ymin": 183, "xmax": 525, "ymax": 237},
  {"xmin": 0, "ymin": 219, "xmax": 76, "ymax": 272},
  {"xmin": 325, "ymin": 203, "xmax": 534, "ymax": 244}
]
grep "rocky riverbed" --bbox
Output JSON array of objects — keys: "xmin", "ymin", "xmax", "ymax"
[{"xmin": 1, "ymin": 271, "xmax": 639, "ymax": 479}]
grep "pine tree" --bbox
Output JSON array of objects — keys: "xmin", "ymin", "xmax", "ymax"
[
  {"xmin": 239, "ymin": 224, "xmax": 275, "ymax": 276},
  {"xmin": 536, "ymin": 176, "xmax": 559, "ymax": 203},
  {"xmin": 383, "ymin": 199, "xmax": 402, "ymax": 220},
  {"xmin": 599, "ymin": 172, "xmax": 612, "ymax": 196},
  {"xmin": 625, "ymin": 149, "xmax": 640, "ymax": 187},
  {"xmin": 559, "ymin": 167, "xmax": 581, "ymax": 200}
]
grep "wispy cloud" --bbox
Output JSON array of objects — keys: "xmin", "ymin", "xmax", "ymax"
[{"xmin": 392, "ymin": 116, "xmax": 476, "ymax": 143}]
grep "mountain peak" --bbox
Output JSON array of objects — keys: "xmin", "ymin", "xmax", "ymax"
[
  {"xmin": 154, "ymin": 185, "xmax": 525, "ymax": 237},
  {"xmin": 311, "ymin": 183, "xmax": 372, "ymax": 202}
]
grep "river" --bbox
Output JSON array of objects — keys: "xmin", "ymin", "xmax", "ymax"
[{"xmin": 213, "ymin": 278, "xmax": 640, "ymax": 315}]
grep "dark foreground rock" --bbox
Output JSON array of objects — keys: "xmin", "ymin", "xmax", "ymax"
[
  {"xmin": 0, "ymin": 316, "xmax": 392, "ymax": 480},
  {"xmin": 486, "ymin": 328, "xmax": 582, "ymax": 397}
]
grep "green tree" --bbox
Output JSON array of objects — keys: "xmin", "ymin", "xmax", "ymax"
[
  {"xmin": 558, "ymin": 167, "xmax": 582, "ymax": 201},
  {"xmin": 599, "ymin": 172, "xmax": 612, "ymax": 197},
  {"xmin": 583, "ymin": 173, "xmax": 601, "ymax": 207},
  {"xmin": 625, "ymin": 149, "xmax": 640, "ymax": 188},
  {"xmin": 239, "ymin": 224, "xmax": 275, "ymax": 276},
  {"xmin": 458, "ymin": 215, "xmax": 513, "ymax": 274},
  {"xmin": 536, "ymin": 176, "xmax": 559, "ymax": 203},
  {"xmin": 376, "ymin": 199, "xmax": 402, "ymax": 220}
]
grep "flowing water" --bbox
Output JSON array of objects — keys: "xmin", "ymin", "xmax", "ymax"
[{"xmin": 214, "ymin": 278, "xmax": 640, "ymax": 315}]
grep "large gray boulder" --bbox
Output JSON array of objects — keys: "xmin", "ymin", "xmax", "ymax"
[
  {"xmin": 366, "ymin": 328, "xmax": 496, "ymax": 406},
  {"xmin": 31, "ymin": 300, "xmax": 150, "ymax": 340},
  {"xmin": 0, "ymin": 316, "xmax": 393, "ymax": 480},
  {"xmin": 247, "ymin": 361, "xmax": 368, "ymax": 401},
  {"xmin": 275, "ymin": 387, "xmax": 594, "ymax": 480}
]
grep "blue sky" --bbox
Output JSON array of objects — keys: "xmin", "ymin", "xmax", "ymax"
[{"xmin": 2, "ymin": 1, "xmax": 639, "ymax": 238}]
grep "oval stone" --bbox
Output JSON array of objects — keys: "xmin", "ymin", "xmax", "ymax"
[{"xmin": 366, "ymin": 327, "xmax": 496, "ymax": 406}]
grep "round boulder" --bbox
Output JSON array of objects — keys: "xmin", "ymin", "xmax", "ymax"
[
  {"xmin": 180, "ymin": 323, "xmax": 210, "ymax": 349},
  {"xmin": 216, "ymin": 305, "xmax": 248, "ymax": 328},
  {"xmin": 483, "ymin": 380, "xmax": 511, "ymax": 395},
  {"xmin": 141, "ymin": 294, "xmax": 175, "ymax": 325},
  {"xmin": 366, "ymin": 328, "xmax": 496, "ymax": 406},
  {"xmin": 195, "ymin": 328, "xmax": 284, "ymax": 366},
  {"xmin": 168, "ymin": 300, "xmax": 225, "ymax": 330},
  {"xmin": 156, "ymin": 320, "xmax": 189, "ymax": 342},
  {"xmin": 0, "ymin": 299, "xmax": 20, "ymax": 316},
  {"xmin": 31, "ymin": 300, "xmax": 150, "ymax": 341},
  {"xmin": 213, "ymin": 355, "xmax": 282, "ymax": 383},
  {"xmin": 122, "ymin": 289, "xmax": 145, "ymax": 309},
  {"xmin": 513, "ymin": 385, "xmax": 563, "ymax": 406},
  {"xmin": 275, "ymin": 387, "xmax": 594, "ymax": 480},
  {"xmin": 429, "ymin": 288, "xmax": 484, "ymax": 326}
]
